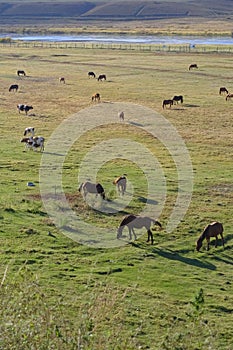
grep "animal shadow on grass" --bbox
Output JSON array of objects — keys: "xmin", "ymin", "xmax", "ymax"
[
  {"xmin": 152, "ymin": 247, "xmax": 216, "ymax": 270},
  {"xmin": 138, "ymin": 196, "xmax": 158, "ymax": 205},
  {"xmin": 128, "ymin": 121, "xmax": 144, "ymax": 127},
  {"xmin": 183, "ymin": 104, "xmax": 200, "ymax": 108}
]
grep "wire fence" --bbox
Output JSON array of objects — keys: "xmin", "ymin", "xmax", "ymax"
[{"xmin": 1, "ymin": 40, "xmax": 233, "ymax": 54}]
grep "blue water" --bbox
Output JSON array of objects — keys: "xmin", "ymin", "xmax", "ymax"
[{"xmin": 3, "ymin": 33, "xmax": 233, "ymax": 45}]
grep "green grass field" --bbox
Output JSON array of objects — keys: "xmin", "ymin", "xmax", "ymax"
[{"xmin": 0, "ymin": 45, "xmax": 233, "ymax": 349}]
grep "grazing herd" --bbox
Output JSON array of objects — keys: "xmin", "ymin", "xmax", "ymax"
[{"xmin": 9, "ymin": 64, "xmax": 226, "ymax": 250}]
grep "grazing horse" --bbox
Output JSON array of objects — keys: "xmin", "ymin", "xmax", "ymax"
[
  {"xmin": 97, "ymin": 74, "xmax": 106, "ymax": 81},
  {"xmin": 173, "ymin": 95, "xmax": 183, "ymax": 104},
  {"xmin": 189, "ymin": 64, "xmax": 198, "ymax": 70},
  {"xmin": 117, "ymin": 214, "xmax": 162, "ymax": 244},
  {"xmin": 79, "ymin": 181, "xmax": 105, "ymax": 200},
  {"xmin": 162, "ymin": 99, "xmax": 173, "ymax": 109},
  {"xmin": 118, "ymin": 111, "xmax": 124, "ymax": 121},
  {"xmin": 92, "ymin": 93, "xmax": 100, "ymax": 102},
  {"xmin": 59, "ymin": 77, "xmax": 65, "ymax": 83},
  {"xmin": 9, "ymin": 84, "xmax": 19, "ymax": 92},
  {"xmin": 226, "ymin": 93, "xmax": 233, "ymax": 101},
  {"xmin": 113, "ymin": 175, "xmax": 127, "ymax": 195},
  {"xmin": 196, "ymin": 222, "xmax": 224, "ymax": 252},
  {"xmin": 24, "ymin": 127, "xmax": 35, "ymax": 136},
  {"xmin": 21, "ymin": 136, "xmax": 45, "ymax": 152},
  {"xmin": 88, "ymin": 71, "xmax": 96, "ymax": 78},
  {"xmin": 219, "ymin": 87, "xmax": 228, "ymax": 95},
  {"xmin": 17, "ymin": 70, "xmax": 26, "ymax": 76},
  {"xmin": 17, "ymin": 104, "xmax": 33, "ymax": 115}
]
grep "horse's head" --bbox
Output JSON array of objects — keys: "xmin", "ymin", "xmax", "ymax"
[
  {"xmin": 196, "ymin": 238, "xmax": 203, "ymax": 251},
  {"xmin": 101, "ymin": 192, "xmax": 106, "ymax": 200},
  {"xmin": 117, "ymin": 226, "xmax": 123, "ymax": 239},
  {"xmin": 78, "ymin": 183, "xmax": 83, "ymax": 192}
]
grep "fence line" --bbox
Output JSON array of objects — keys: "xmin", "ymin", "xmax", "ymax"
[{"xmin": 1, "ymin": 41, "xmax": 233, "ymax": 53}]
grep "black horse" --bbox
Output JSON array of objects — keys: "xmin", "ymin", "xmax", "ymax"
[{"xmin": 88, "ymin": 71, "xmax": 96, "ymax": 78}]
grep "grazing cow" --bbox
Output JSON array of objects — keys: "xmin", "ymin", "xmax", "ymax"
[
  {"xmin": 9, "ymin": 84, "xmax": 19, "ymax": 92},
  {"xmin": 24, "ymin": 127, "xmax": 35, "ymax": 137},
  {"xmin": 219, "ymin": 87, "xmax": 228, "ymax": 95},
  {"xmin": 17, "ymin": 70, "xmax": 26, "ymax": 76},
  {"xmin": 92, "ymin": 93, "xmax": 100, "ymax": 102},
  {"xmin": 196, "ymin": 222, "xmax": 224, "ymax": 252},
  {"xmin": 162, "ymin": 99, "xmax": 173, "ymax": 109},
  {"xmin": 79, "ymin": 181, "xmax": 105, "ymax": 200},
  {"xmin": 17, "ymin": 104, "xmax": 33, "ymax": 115},
  {"xmin": 97, "ymin": 74, "xmax": 106, "ymax": 81},
  {"xmin": 189, "ymin": 64, "xmax": 198, "ymax": 70},
  {"xmin": 21, "ymin": 136, "xmax": 45, "ymax": 152},
  {"xmin": 117, "ymin": 214, "xmax": 162, "ymax": 245},
  {"xmin": 59, "ymin": 77, "xmax": 65, "ymax": 83},
  {"xmin": 226, "ymin": 93, "xmax": 233, "ymax": 101},
  {"xmin": 88, "ymin": 71, "xmax": 96, "ymax": 78},
  {"xmin": 172, "ymin": 95, "xmax": 183, "ymax": 104},
  {"xmin": 118, "ymin": 111, "xmax": 124, "ymax": 121},
  {"xmin": 113, "ymin": 175, "xmax": 127, "ymax": 195}
]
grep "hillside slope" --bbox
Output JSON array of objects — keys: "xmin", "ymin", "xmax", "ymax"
[{"xmin": 0, "ymin": 0, "xmax": 233, "ymax": 22}]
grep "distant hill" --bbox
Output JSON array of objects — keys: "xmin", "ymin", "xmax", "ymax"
[{"xmin": 0, "ymin": 0, "xmax": 233, "ymax": 23}]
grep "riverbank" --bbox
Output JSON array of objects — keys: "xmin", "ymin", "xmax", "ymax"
[{"xmin": 0, "ymin": 17, "xmax": 232, "ymax": 37}]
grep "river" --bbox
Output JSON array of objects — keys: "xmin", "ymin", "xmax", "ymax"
[{"xmin": 2, "ymin": 33, "xmax": 233, "ymax": 45}]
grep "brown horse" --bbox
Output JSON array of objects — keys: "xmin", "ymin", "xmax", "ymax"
[
  {"xmin": 9, "ymin": 84, "xmax": 19, "ymax": 92},
  {"xmin": 196, "ymin": 222, "xmax": 224, "ymax": 251},
  {"xmin": 59, "ymin": 77, "xmax": 65, "ymax": 83},
  {"xmin": 92, "ymin": 93, "xmax": 100, "ymax": 102},
  {"xmin": 189, "ymin": 64, "xmax": 198, "ymax": 70},
  {"xmin": 219, "ymin": 87, "xmax": 228, "ymax": 95},
  {"xmin": 79, "ymin": 181, "xmax": 105, "ymax": 200},
  {"xmin": 226, "ymin": 93, "xmax": 233, "ymax": 101},
  {"xmin": 162, "ymin": 99, "xmax": 173, "ymax": 109},
  {"xmin": 117, "ymin": 214, "xmax": 162, "ymax": 244},
  {"xmin": 113, "ymin": 175, "xmax": 127, "ymax": 195}
]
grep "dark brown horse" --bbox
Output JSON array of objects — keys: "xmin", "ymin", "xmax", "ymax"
[
  {"xmin": 162, "ymin": 99, "xmax": 173, "ymax": 109},
  {"xmin": 113, "ymin": 175, "xmax": 127, "ymax": 195},
  {"xmin": 117, "ymin": 214, "xmax": 162, "ymax": 244},
  {"xmin": 173, "ymin": 95, "xmax": 183, "ymax": 104},
  {"xmin": 189, "ymin": 64, "xmax": 198, "ymax": 70},
  {"xmin": 88, "ymin": 71, "xmax": 96, "ymax": 78},
  {"xmin": 79, "ymin": 181, "xmax": 105, "ymax": 200},
  {"xmin": 196, "ymin": 222, "xmax": 224, "ymax": 251},
  {"xmin": 219, "ymin": 87, "xmax": 228, "ymax": 95}
]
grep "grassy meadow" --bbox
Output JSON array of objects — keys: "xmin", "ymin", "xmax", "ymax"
[{"xmin": 0, "ymin": 44, "xmax": 233, "ymax": 349}]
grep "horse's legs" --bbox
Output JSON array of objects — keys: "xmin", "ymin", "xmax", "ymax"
[
  {"xmin": 220, "ymin": 233, "xmax": 225, "ymax": 247},
  {"xmin": 206, "ymin": 238, "xmax": 210, "ymax": 250},
  {"xmin": 132, "ymin": 228, "xmax": 137, "ymax": 240},
  {"xmin": 147, "ymin": 229, "xmax": 154, "ymax": 245}
]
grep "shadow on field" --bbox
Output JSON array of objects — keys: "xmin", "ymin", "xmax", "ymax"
[
  {"xmin": 183, "ymin": 104, "xmax": 200, "ymax": 108},
  {"xmin": 152, "ymin": 247, "xmax": 216, "ymax": 270},
  {"xmin": 138, "ymin": 196, "xmax": 158, "ymax": 205},
  {"xmin": 128, "ymin": 121, "xmax": 144, "ymax": 127}
]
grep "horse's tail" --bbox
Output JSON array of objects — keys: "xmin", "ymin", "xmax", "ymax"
[
  {"xmin": 181, "ymin": 96, "xmax": 183, "ymax": 103},
  {"xmin": 78, "ymin": 183, "xmax": 84, "ymax": 192}
]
